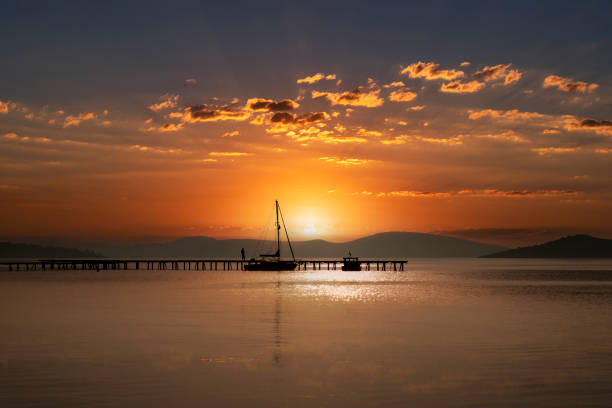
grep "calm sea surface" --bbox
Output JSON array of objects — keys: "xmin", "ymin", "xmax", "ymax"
[{"xmin": 2, "ymin": 259, "xmax": 612, "ymax": 407}]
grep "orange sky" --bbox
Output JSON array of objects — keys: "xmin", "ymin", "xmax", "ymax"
[{"xmin": 2, "ymin": 4, "xmax": 612, "ymax": 245}]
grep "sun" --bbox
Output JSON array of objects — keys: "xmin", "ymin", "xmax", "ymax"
[{"xmin": 303, "ymin": 223, "xmax": 317, "ymax": 235}]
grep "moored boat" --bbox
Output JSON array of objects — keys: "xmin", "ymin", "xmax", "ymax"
[
  {"xmin": 342, "ymin": 256, "xmax": 361, "ymax": 271},
  {"xmin": 244, "ymin": 200, "xmax": 297, "ymax": 271}
]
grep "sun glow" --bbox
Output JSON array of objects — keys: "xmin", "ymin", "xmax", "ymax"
[
  {"xmin": 290, "ymin": 207, "xmax": 335, "ymax": 239},
  {"xmin": 303, "ymin": 223, "xmax": 317, "ymax": 235}
]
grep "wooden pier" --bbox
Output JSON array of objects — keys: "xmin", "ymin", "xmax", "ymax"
[{"xmin": 0, "ymin": 259, "xmax": 407, "ymax": 272}]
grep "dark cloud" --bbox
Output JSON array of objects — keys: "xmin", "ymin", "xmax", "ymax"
[
  {"xmin": 580, "ymin": 119, "xmax": 612, "ymax": 128},
  {"xmin": 246, "ymin": 98, "xmax": 299, "ymax": 111},
  {"xmin": 473, "ymin": 63, "xmax": 510, "ymax": 81},
  {"xmin": 269, "ymin": 111, "xmax": 330, "ymax": 125},
  {"xmin": 181, "ymin": 104, "xmax": 250, "ymax": 123}
]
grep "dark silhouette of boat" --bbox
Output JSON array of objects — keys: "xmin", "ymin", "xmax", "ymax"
[
  {"xmin": 342, "ymin": 254, "xmax": 361, "ymax": 271},
  {"xmin": 244, "ymin": 200, "xmax": 297, "ymax": 271}
]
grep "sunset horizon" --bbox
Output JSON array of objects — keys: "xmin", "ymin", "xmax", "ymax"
[
  {"xmin": 2, "ymin": 3, "xmax": 612, "ymax": 407},
  {"xmin": 2, "ymin": 3, "xmax": 611, "ymax": 247}
]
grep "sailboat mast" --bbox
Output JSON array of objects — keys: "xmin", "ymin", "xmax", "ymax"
[{"xmin": 275, "ymin": 200, "xmax": 280, "ymax": 258}]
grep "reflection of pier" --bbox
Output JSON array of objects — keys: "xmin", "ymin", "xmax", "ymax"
[{"xmin": 0, "ymin": 259, "xmax": 407, "ymax": 272}]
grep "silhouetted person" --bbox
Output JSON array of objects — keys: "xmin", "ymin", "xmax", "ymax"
[{"xmin": 241, "ymin": 247, "xmax": 245, "ymax": 261}]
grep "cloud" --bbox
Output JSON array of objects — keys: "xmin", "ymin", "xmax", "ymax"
[
  {"xmin": 370, "ymin": 189, "xmax": 578, "ymax": 198},
  {"xmin": 440, "ymin": 80, "xmax": 485, "ymax": 93},
  {"xmin": 471, "ymin": 63, "xmax": 522, "ymax": 86},
  {"xmin": 468, "ymin": 109, "xmax": 547, "ymax": 121},
  {"xmin": 320, "ymin": 157, "xmax": 369, "ymax": 165},
  {"xmin": 541, "ymin": 129, "xmax": 561, "ymax": 135},
  {"xmin": 383, "ymin": 81, "xmax": 406, "ymax": 88},
  {"xmin": 312, "ymin": 88, "xmax": 384, "ymax": 107},
  {"xmin": 542, "ymin": 75, "xmax": 598, "ymax": 93},
  {"xmin": 179, "ymin": 104, "xmax": 251, "ymax": 123},
  {"xmin": 415, "ymin": 135, "xmax": 464, "ymax": 146},
  {"xmin": 380, "ymin": 135, "xmax": 409, "ymax": 145},
  {"xmin": 149, "ymin": 94, "xmax": 179, "ymax": 112},
  {"xmin": 469, "ymin": 109, "xmax": 612, "ymax": 137},
  {"xmin": 185, "ymin": 78, "xmax": 197, "ymax": 85},
  {"xmin": 297, "ymin": 73, "xmax": 337, "ymax": 84},
  {"xmin": 400, "ymin": 61, "xmax": 464, "ymax": 80},
  {"xmin": 221, "ymin": 130, "xmax": 239, "ymax": 137},
  {"xmin": 563, "ymin": 117, "xmax": 612, "ymax": 136},
  {"xmin": 285, "ymin": 127, "xmax": 367, "ymax": 144},
  {"xmin": 356, "ymin": 128, "xmax": 383, "ymax": 137},
  {"xmin": 63, "ymin": 112, "xmax": 97, "ymax": 128},
  {"xmin": 129, "ymin": 145, "xmax": 184, "ymax": 154},
  {"xmin": 504, "ymin": 69, "xmax": 522, "ymax": 85},
  {"xmin": 473, "ymin": 63, "xmax": 510, "ymax": 82},
  {"xmin": 531, "ymin": 147, "xmax": 579, "ymax": 155},
  {"xmin": 407, "ymin": 105, "xmax": 426, "ymax": 111},
  {"xmin": 472, "ymin": 130, "xmax": 527, "ymax": 143},
  {"xmin": 245, "ymin": 98, "xmax": 300, "ymax": 111},
  {"xmin": 388, "ymin": 88, "xmax": 417, "ymax": 102},
  {"xmin": 577, "ymin": 118, "xmax": 612, "ymax": 128},
  {"xmin": 158, "ymin": 123, "xmax": 184, "ymax": 132},
  {"xmin": 3, "ymin": 132, "xmax": 24, "ymax": 140},
  {"xmin": 460, "ymin": 61, "xmax": 471, "ymax": 67},
  {"xmin": 209, "ymin": 151, "xmax": 250, "ymax": 157},
  {"xmin": 270, "ymin": 111, "xmax": 329, "ymax": 125},
  {"xmin": 0, "ymin": 101, "xmax": 9, "ymax": 113}
]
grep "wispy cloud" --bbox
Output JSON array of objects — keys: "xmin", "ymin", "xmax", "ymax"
[
  {"xmin": 401, "ymin": 61, "xmax": 464, "ymax": 80},
  {"xmin": 320, "ymin": 156, "xmax": 369, "ymax": 165},
  {"xmin": 148, "ymin": 94, "xmax": 179, "ymax": 112},
  {"xmin": 383, "ymin": 81, "xmax": 405, "ymax": 88},
  {"xmin": 312, "ymin": 87, "xmax": 384, "ymax": 107},
  {"xmin": 388, "ymin": 88, "xmax": 417, "ymax": 102},
  {"xmin": 285, "ymin": 127, "xmax": 367, "ymax": 144},
  {"xmin": 440, "ymin": 80, "xmax": 485, "ymax": 93},
  {"xmin": 63, "ymin": 112, "xmax": 97, "ymax": 128},
  {"xmin": 209, "ymin": 151, "xmax": 250, "ymax": 157},
  {"xmin": 297, "ymin": 73, "xmax": 337, "ymax": 84},
  {"xmin": 531, "ymin": 147, "xmax": 580, "ymax": 155},
  {"xmin": 542, "ymin": 75, "xmax": 598, "ymax": 93},
  {"xmin": 221, "ymin": 130, "xmax": 239, "ymax": 138},
  {"xmin": 365, "ymin": 189, "xmax": 578, "ymax": 198},
  {"xmin": 407, "ymin": 105, "xmax": 426, "ymax": 111}
]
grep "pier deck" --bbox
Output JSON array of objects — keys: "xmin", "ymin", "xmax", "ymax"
[{"xmin": 0, "ymin": 259, "xmax": 407, "ymax": 272}]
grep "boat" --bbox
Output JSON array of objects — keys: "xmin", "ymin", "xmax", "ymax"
[
  {"xmin": 342, "ymin": 254, "xmax": 361, "ymax": 271},
  {"xmin": 244, "ymin": 200, "xmax": 298, "ymax": 271}
]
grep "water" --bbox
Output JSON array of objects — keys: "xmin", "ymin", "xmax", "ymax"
[{"xmin": 2, "ymin": 259, "xmax": 612, "ymax": 407}]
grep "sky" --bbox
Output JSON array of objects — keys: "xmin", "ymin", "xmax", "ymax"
[{"xmin": 1, "ymin": 1, "xmax": 612, "ymax": 246}]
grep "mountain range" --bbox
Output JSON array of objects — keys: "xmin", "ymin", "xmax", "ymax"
[
  {"xmin": 1, "ymin": 232, "xmax": 505, "ymax": 259},
  {"xmin": 0, "ymin": 242, "xmax": 101, "ymax": 259}
]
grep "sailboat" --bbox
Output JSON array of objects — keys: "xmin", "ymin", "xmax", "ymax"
[{"xmin": 244, "ymin": 200, "xmax": 298, "ymax": 271}]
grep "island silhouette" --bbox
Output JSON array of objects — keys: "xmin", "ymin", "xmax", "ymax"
[{"xmin": 482, "ymin": 234, "xmax": 612, "ymax": 258}]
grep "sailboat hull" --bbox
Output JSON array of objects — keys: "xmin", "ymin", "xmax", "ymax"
[{"xmin": 244, "ymin": 260, "xmax": 298, "ymax": 271}]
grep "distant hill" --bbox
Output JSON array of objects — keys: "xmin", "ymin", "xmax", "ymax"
[
  {"xmin": 89, "ymin": 232, "xmax": 505, "ymax": 258},
  {"xmin": 481, "ymin": 234, "xmax": 612, "ymax": 258},
  {"xmin": 0, "ymin": 242, "xmax": 102, "ymax": 259}
]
